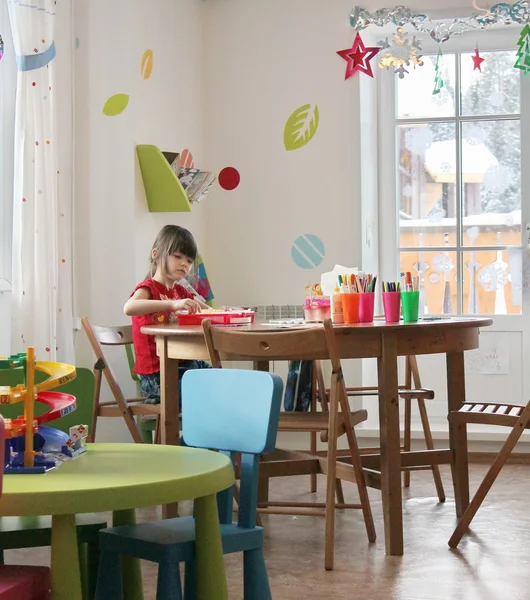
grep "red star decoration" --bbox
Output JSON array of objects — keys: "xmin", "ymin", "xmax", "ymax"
[
  {"xmin": 472, "ymin": 48, "xmax": 485, "ymax": 71},
  {"xmin": 337, "ymin": 33, "xmax": 380, "ymax": 80}
]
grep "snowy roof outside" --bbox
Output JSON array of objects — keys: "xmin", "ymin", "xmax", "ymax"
[
  {"xmin": 424, "ymin": 140, "xmax": 498, "ymax": 183},
  {"xmin": 400, "ymin": 209, "xmax": 521, "ymax": 228}
]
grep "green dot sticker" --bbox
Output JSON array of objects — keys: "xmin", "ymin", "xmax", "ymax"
[{"xmin": 291, "ymin": 234, "xmax": 325, "ymax": 269}]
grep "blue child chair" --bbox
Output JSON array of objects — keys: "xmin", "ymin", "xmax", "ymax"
[{"xmin": 95, "ymin": 368, "xmax": 283, "ymax": 600}]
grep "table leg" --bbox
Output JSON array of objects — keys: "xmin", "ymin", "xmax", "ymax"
[
  {"xmin": 51, "ymin": 514, "xmax": 82, "ymax": 600},
  {"xmin": 446, "ymin": 351, "xmax": 469, "ymax": 516},
  {"xmin": 160, "ymin": 336, "xmax": 180, "ymax": 519},
  {"xmin": 113, "ymin": 509, "xmax": 144, "ymax": 600},
  {"xmin": 377, "ymin": 333, "xmax": 403, "ymax": 555},
  {"xmin": 194, "ymin": 494, "xmax": 228, "ymax": 600}
]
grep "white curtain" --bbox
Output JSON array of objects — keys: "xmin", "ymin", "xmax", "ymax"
[{"xmin": 7, "ymin": 0, "xmax": 74, "ymax": 363}]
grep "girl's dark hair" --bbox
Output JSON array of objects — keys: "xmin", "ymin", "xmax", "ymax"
[{"xmin": 147, "ymin": 225, "xmax": 198, "ymax": 279}]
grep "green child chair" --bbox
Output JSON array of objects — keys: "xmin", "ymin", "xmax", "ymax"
[
  {"xmin": 95, "ymin": 368, "xmax": 283, "ymax": 600},
  {"xmin": 0, "ymin": 367, "xmax": 107, "ymax": 600}
]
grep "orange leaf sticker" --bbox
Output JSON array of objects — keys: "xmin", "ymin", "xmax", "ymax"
[{"xmin": 141, "ymin": 49, "xmax": 153, "ymax": 80}]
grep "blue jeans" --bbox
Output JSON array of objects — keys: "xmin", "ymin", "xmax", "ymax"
[{"xmin": 139, "ymin": 360, "xmax": 211, "ymax": 404}]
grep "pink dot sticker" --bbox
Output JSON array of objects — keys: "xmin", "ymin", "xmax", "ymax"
[{"xmin": 218, "ymin": 167, "xmax": 240, "ymax": 191}]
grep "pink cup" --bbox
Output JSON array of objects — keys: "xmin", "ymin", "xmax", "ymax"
[
  {"xmin": 303, "ymin": 298, "xmax": 331, "ymax": 322},
  {"xmin": 358, "ymin": 293, "xmax": 375, "ymax": 323},
  {"xmin": 382, "ymin": 292, "xmax": 401, "ymax": 323}
]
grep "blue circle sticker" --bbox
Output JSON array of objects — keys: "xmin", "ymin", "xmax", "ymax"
[{"xmin": 291, "ymin": 234, "xmax": 325, "ymax": 269}]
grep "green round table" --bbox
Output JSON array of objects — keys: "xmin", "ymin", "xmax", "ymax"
[{"xmin": 0, "ymin": 443, "xmax": 234, "ymax": 600}]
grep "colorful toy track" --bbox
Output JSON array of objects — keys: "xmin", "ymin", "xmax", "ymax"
[{"xmin": 0, "ymin": 349, "xmax": 77, "ymax": 472}]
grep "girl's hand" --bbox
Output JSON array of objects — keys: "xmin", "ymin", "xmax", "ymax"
[{"xmin": 173, "ymin": 298, "xmax": 201, "ymax": 313}]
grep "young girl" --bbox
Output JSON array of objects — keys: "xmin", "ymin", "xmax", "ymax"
[{"xmin": 124, "ymin": 224, "xmax": 211, "ymax": 403}]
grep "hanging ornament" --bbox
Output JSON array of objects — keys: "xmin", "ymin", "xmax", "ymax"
[
  {"xmin": 432, "ymin": 47, "xmax": 444, "ymax": 95},
  {"xmin": 472, "ymin": 45, "xmax": 485, "ymax": 71},
  {"xmin": 471, "ymin": 0, "xmax": 491, "ymax": 16},
  {"xmin": 350, "ymin": 4, "xmax": 530, "ymax": 45},
  {"xmin": 336, "ymin": 32, "xmax": 380, "ymax": 80},
  {"xmin": 378, "ymin": 27, "xmax": 424, "ymax": 79},
  {"xmin": 514, "ymin": 24, "xmax": 530, "ymax": 76}
]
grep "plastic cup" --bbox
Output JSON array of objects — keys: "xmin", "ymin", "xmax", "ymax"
[
  {"xmin": 382, "ymin": 292, "xmax": 401, "ymax": 323},
  {"xmin": 340, "ymin": 293, "xmax": 360, "ymax": 324},
  {"xmin": 401, "ymin": 291, "xmax": 420, "ymax": 323},
  {"xmin": 358, "ymin": 292, "xmax": 375, "ymax": 323}
]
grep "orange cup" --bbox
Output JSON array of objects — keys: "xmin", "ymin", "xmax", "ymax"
[{"xmin": 340, "ymin": 293, "xmax": 360, "ymax": 324}]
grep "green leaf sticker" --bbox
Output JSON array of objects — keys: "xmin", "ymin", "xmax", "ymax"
[
  {"xmin": 283, "ymin": 104, "xmax": 319, "ymax": 151},
  {"xmin": 102, "ymin": 93, "xmax": 129, "ymax": 116}
]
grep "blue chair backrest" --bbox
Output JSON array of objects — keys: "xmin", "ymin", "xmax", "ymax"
[{"xmin": 181, "ymin": 369, "xmax": 283, "ymax": 528}]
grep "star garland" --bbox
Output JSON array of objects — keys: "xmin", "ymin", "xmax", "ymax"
[
  {"xmin": 336, "ymin": 33, "xmax": 380, "ymax": 79},
  {"xmin": 472, "ymin": 46, "xmax": 485, "ymax": 71}
]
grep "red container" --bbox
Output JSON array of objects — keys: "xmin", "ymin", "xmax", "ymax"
[{"xmin": 178, "ymin": 311, "xmax": 256, "ymax": 326}]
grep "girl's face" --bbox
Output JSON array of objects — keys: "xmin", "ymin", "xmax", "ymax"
[{"xmin": 163, "ymin": 251, "xmax": 194, "ymax": 284}]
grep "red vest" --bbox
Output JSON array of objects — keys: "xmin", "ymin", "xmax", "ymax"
[{"xmin": 131, "ymin": 279, "xmax": 194, "ymax": 374}]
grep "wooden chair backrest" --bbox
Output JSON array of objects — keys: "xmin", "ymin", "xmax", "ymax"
[
  {"xmin": 84, "ymin": 322, "xmax": 134, "ymax": 346},
  {"xmin": 202, "ymin": 319, "xmax": 341, "ymax": 371},
  {"xmin": 81, "ymin": 317, "xmax": 130, "ymax": 404}
]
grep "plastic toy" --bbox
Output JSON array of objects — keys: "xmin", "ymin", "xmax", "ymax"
[{"xmin": 0, "ymin": 347, "xmax": 86, "ymax": 474}]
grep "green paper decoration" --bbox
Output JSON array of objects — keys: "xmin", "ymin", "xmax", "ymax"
[
  {"xmin": 515, "ymin": 24, "xmax": 530, "ymax": 76},
  {"xmin": 102, "ymin": 93, "xmax": 129, "ymax": 116},
  {"xmin": 283, "ymin": 104, "xmax": 319, "ymax": 151},
  {"xmin": 136, "ymin": 145, "xmax": 192, "ymax": 212},
  {"xmin": 432, "ymin": 47, "xmax": 444, "ymax": 95}
]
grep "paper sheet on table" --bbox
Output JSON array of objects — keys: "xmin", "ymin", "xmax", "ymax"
[{"xmin": 321, "ymin": 264, "xmax": 358, "ymax": 297}]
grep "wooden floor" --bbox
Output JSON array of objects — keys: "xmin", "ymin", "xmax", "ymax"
[{"xmin": 7, "ymin": 463, "xmax": 530, "ymax": 599}]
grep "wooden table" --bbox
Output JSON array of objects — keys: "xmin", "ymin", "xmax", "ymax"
[
  {"xmin": 142, "ymin": 317, "xmax": 492, "ymax": 555},
  {"xmin": 0, "ymin": 444, "xmax": 234, "ymax": 600}
]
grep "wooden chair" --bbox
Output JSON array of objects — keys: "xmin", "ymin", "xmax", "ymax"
[
  {"xmin": 448, "ymin": 399, "xmax": 530, "ymax": 548},
  {"xmin": 318, "ymin": 355, "xmax": 445, "ymax": 501},
  {"xmin": 81, "ymin": 317, "xmax": 160, "ymax": 444},
  {"xmin": 95, "ymin": 369, "xmax": 283, "ymax": 600},
  {"xmin": 202, "ymin": 318, "xmax": 376, "ymax": 571},
  {"xmin": 0, "ymin": 367, "xmax": 107, "ymax": 600}
]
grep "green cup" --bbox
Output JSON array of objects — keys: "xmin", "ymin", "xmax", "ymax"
[{"xmin": 401, "ymin": 291, "xmax": 420, "ymax": 323}]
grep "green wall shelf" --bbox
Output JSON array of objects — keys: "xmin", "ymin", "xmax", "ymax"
[{"xmin": 136, "ymin": 144, "xmax": 192, "ymax": 212}]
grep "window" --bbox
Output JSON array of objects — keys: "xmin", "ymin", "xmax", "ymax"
[{"xmin": 392, "ymin": 49, "xmax": 522, "ymax": 315}]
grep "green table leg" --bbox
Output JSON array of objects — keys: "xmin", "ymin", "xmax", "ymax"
[
  {"xmin": 194, "ymin": 494, "xmax": 228, "ymax": 600},
  {"xmin": 113, "ymin": 509, "xmax": 144, "ymax": 600},
  {"xmin": 51, "ymin": 514, "xmax": 82, "ymax": 600}
]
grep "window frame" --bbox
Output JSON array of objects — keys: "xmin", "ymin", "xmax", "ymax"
[{"xmin": 377, "ymin": 27, "xmax": 526, "ymax": 317}]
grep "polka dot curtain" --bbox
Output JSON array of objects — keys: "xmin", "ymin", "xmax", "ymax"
[{"xmin": 7, "ymin": 0, "xmax": 74, "ymax": 363}]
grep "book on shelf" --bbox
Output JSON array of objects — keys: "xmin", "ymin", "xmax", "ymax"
[
  {"xmin": 161, "ymin": 152, "xmax": 216, "ymax": 203},
  {"xmin": 178, "ymin": 167, "xmax": 216, "ymax": 203}
]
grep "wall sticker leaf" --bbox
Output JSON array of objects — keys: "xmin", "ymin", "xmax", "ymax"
[
  {"xmin": 283, "ymin": 104, "xmax": 319, "ymax": 151},
  {"xmin": 102, "ymin": 93, "xmax": 129, "ymax": 116},
  {"xmin": 141, "ymin": 49, "xmax": 153, "ymax": 79}
]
